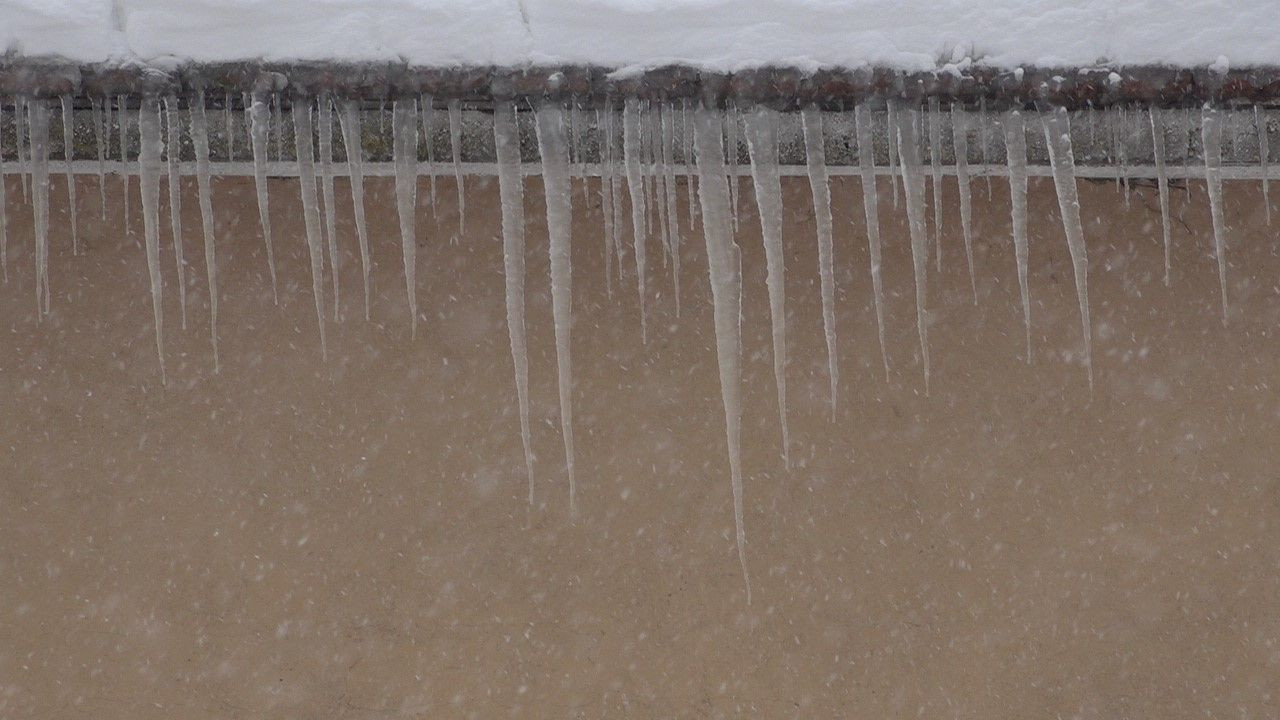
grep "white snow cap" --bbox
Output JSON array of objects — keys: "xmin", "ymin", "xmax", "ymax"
[{"xmin": 3, "ymin": 1, "xmax": 1278, "ymax": 71}]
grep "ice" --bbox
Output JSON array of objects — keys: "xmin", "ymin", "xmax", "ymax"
[
  {"xmin": 292, "ymin": 97, "xmax": 330, "ymax": 357},
  {"xmin": 534, "ymin": 104, "xmax": 578, "ymax": 515},
  {"xmin": 742, "ymin": 106, "xmax": 791, "ymax": 467},
  {"xmin": 640, "ymin": 103, "xmax": 655, "ymax": 241},
  {"xmin": 249, "ymin": 95, "xmax": 280, "ymax": 303},
  {"xmin": 1114, "ymin": 106, "xmax": 1131, "ymax": 207},
  {"xmin": 950, "ymin": 104, "xmax": 978, "ymax": 303},
  {"xmin": 895, "ymin": 103, "xmax": 932, "ymax": 392},
  {"xmin": 271, "ymin": 93, "xmax": 283, "ymax": 160},
  {"xmin": 0, "ymin": 102, "xmax": 7, "ymax": 281},
  {"xmin": 1257, "ymin": 106, "xmax": 1271, "ymax": 225},
  {"xmin": 28, "ymin": 98, "xmax": 51, "ymax": 316},
  {"xmin": 419, "ymin": 96, "xmax": 438, "ymax": 207},
  {"xmin": 493, "ymin": 101, "xmax": 536, "ymax": 502},
  {"xmin": 164, "ymin": 96, "xmax": 187, "ymax": 329},
  {"xmin": 801, "ymin": 105, "xmax": 839, "ymax": 414},
  {"xmin": 607, "ymin": 108, "xmax": 626, "ymax": 280},
  {"xmin": 224, "ymin": 92, "xmax": 235, "ymax": 161},
  {"xmin": 1202, "ymin": 106, "xmax": 1229, "ymax": 323},
  {"xmin": 60, "ymin": 95, "xmax": 79, "ymax": 255},
  {"xmin": 1042, "ymin": 107, "xmax": 1094, "ymax": 389},
  {"xmin": 16, "ymin": 96, "xmax": 29, "ymax": 202},
  {"xmin": 392, "ymin": 98, "xmax": 420, "ymax": 337},
  {"xmin": 928, "ymin": 98, "xmax": 944, "ymax": 271},
  {"xmin": 448, "ymin": 99, "xmax": 466, "ymax": 235},
  {"xmin": 682, "ymin": 100, "xmax": 698, "ymax": 231},
  {"xmin": 597, "ymin": 109, "xmax": 616, "ymax": 296},
  {"xmin": 854, "ymin": 103, "xmax": 891, "ymax": 378},
  {"xmin": 648, "ymin": 105, "xmax": 671, "ymax": 270},
  {"xmin": 137, "ymin": 97, "xmax": 166, "ymax": 381},
  {"xmin": 726, "ymin": 105, "xmax": 741, "ymax": 232},
  {"xmin": 887, "ymin": 102, "xmax": 900, "ymax": 209},
  {"xmin": 318, "ymin": 95, "xmax": 340, "ymax": 319},
  {"xmin": 980, "ymin": 98, "xmax": 994, "ymax": 197},
  {"xmin": 190, "ymin": 90, "xmax": 221, "ymax": 372},
  {"xmin": 117, "ymin": 95, "xmax": 129, "ymax": 237},
  {"xmin": 622, "ymin": 97, "xmax": 649, "ymax": 342},
  {"xmin": 91, "ymin": 96, "xmax": 107, "ymax": 222},
  {"xmin": 338, "ymin": 99, "xmax": 372, "ymax": 320},
  {"xmin": 1004, "ymin": 109, "xmax": 1032, "ymax": 362},
  {"xmin": 660, "ymin": 103, "xmax": 682, "ymax": 314},
  {"xmin": 692, "ymin": 103, "xmax": 751, "ymax": 604},
  {"xmin": 1149, "ymin": 107, "xmax": 1173, "ymax": 286}
]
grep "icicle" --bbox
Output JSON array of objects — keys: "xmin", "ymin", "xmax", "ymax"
[
  {"xmin": 1149, "ymin": 107, "xmax": 1173, "ymax": 286},
  {"xmin": 419, "ymin": 95, "xmax": 438, "ymax": 208},
  {"xmin": 534, "ymin": 104, "xmax": 578, "ymax": 516},
  {"xmin": 650, "ymin": 105, "xmax": 671, "ymax": 270},
  {"xmin": 726, "ymin": 104, "xmax": 741, "ymax": 232},
  {"xmin": 980, "ymin": 97, "xmax": 994, "ymax": 198},
  {"xmin": 682, "ymin": 99, "xmax": 698, "ymax": 230},
  {"xmin": 597, "ymin": 109, "xmax": 615, "ymax": 296},
  {"xmin": 291, "ymin": 97, "xmax": 329, "ymax": 356},
  {"xmin": 1202, "ymin": 105, "xmax": 1229, "ymax": 323},
  {"xmin": 854, "ymin": 104, "xmax": 891, "ymax": 377},
  {"xmin": 895, "ymin": 104, "xmax": 933, "ymax": 392},
  {"xmin": 607, "ymin": 107, "xmax": 626, "ymax": 280},
  {"xmin": 338, "ymin": 98, "xmax": 372, "ymax": 320},
  {"xmin": 318, "ymin": 95, "xmax": 340, "ymax": 319},
  {"xmin": 117, "ymin": 95, "xmax": 130, "ymax": 238},
  {"xmin": 1183, "ymin": 108, "xmax": 1194, "ymax": 204},
  {"xmin": 16, "ymin": 96, "xmax": 30, "ymax": 202},
  {"xmin": 137, "ymin": 98, "xmax": 166, "ymax": 382},
  {"xmin": 0, "ymin": 102, "xmax": 7, "ymax": 282},
  {"xmin": 448, "ymin": 99, "xmax": 466, "ymax": 235},
  {"xmin": 660, "ymin": 103, "xmax": 682, "ymax": 314},
  {"xmin": 1042, "ymin": 107, "xmax": 1094, "ymax": 389},
  {"xmin": 271, "ymin": 93, "xmax": 283, "ymax": 160},
  {"xmin": 1115, "ymin": 106, "xmax": 1131, "ymax": 207},
  {"xmin": 1257, "ymin": 106, "xmax": 1271, "ymax": 226},
  {"xmin": 928, "ymin": 98, "xmax": 944, "ymax": 271},
  {"xmin": 190, "ymin": 91, "xmax": 221, "ymax": 371},
  {"xmin": 639, "ymin": 103, "xmax": 655, "ymax": 240},
  {"xmin": 28, "ymin": 98, "xmax": 51, "ymax": 316},
  {"xmin": 1003, "ymin": 110, "xmax": 1032, "ymax": 362},
  {"xmin": 570, "ymin": 100, "xmax": 589, "ymax": 202},
  {"xmin": 91, "ymin": 96, "xmax": 107, "ymax": 222},
  {"xmin": 60, "ymin": 95, "xmax": 79, "ymax": 255},
  {"xmin": 248, "ymin": 95, "xmax": 279, "ymax": 303},
  {"xmin": 493, "ymin": 101, "xmax": 536, "ymax": 503},
  {"xmin": 692, "ymin": 103, "xmax": 751, "ymax": 605},
  {"xmin": 224, "ymin": 92, "xmax": 235, "ymax": 161},
  {"xmin": 743, "ymin": 106, "xmax": 791, "ymax": 468},
  {"xmin": 801, "ymin": 106, "xmax": 839, "ymax": 414},
  {"xmin": 887, "ymin": 102, "xmax": 901, "ymax": 208},
  {"xmin": 622, "ymin": 98, "xmax": 649, "ymax": 342},
  {"xmin": 164, "ymin": 96, "xmax": 187, "ymax": 330},
  {"xmin": 950, "ymin": 105, "xmax": 978, "ymax": 303},
  {"xmin": 392, "ymin": 98, "xmax": 420, "ymax": 337}
]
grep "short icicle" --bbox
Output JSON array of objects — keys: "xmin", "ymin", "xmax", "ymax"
[
  {"xmin": 1149, "ymin": 107, "xmax": 1173, "ymax": 286},
  {"xmin": 292, "ymin": 97, "xmax": 330, "ymax": 357},
  {"xmin": 190, "ymin": 91, "xmax": 221, "ymax": 371},
  {"xmin": 659, "ymin": 103, "xmax": 682, "ymax": 313},
  {"xmin": 164, "ymin": 95, "xmax": 187, "ymax": 329},
  {"xmin": 17, "ymin": 96, "xmax": 30, "ymax": 202},
  {"xmin": 0, "ymin": 102, "xmax": 7, "ymax": 281},
  {"xmin": 895, "ymin": 103, "xmax": 933, "ymax": 392},
  {"xmin": 1004, "ymin": 109, "xmax": 1033, "ymax": 362},
  {"xmin": 337, "ymin": 99, "xmax": 372, "ymax": 320},
  {"xmin": 1202, "ymin": 105, "xmax": 1230, "ymax": 323},
  {"xmin": 137, "ymin": 97, "xmax": 166, "ymax": 382},
  {"xmin": 622, "ymin": 98, "xmax": 649, "ymax": 342},
  {"xmin": 854, "ymin": 103, "xmax": 892, "ymax": 378},
  {"xmin": 597, "ymin": 108, "xmax": 616, "ymax": 296},
  {"xmin": 928, "ymin": 98, "xmax": 944, "ymax": 271},
  {"xmin": 318, "ymin": 95, "xmax": 340, "ymax": 319},
  {"xmin": 224, "ymin": 92, "xmax": 235, "ymax": 161},
  {"xmin": 91, "ymin": 96, "xmax": 107, "ymax": 222},
  {"xmin": 392, "ymin": 98, "xmax": 420, "ymax": 337},
  {"xmin": 887, "ymin": 102, "xmax": 901, "ymax": 208},
  {"xmin": 743, "ymin": 106, "xmax": 791, "ymax": 468},
  {"xmin": 801, "ymin": 105, "xmax": 839, "ymax": 414},
  {"xmin": 493, "ymin": 101, "xmax": 536, "ymax": 503},
  {"xmin": 1042, "ymin": 107, "xmax": 1094, "ymax": 390},
  {"xmin": 693, "ymin": 103, "xmax": 751, "ymax": 605},
  {"xmin": 950, "ymin": 105, "xmax": 978, "ymax": 303},
  {"xmin": 118, "ymin": 95, "xmax": 130, "ymax": 238},
  {"xmin": 980, "ymin": 98, "xmax": 994, "ymax": 197},
  {"xmin": 59, "ymin": 95, "xmax": 79, "ymax": 255},
  {"xmin": 1257, "ymin": 106, "xmax": 1271, "ymax": 225},
  {"xmin": 534, "ymin": 104, "xmax": 578, "ymax": 516},
  {"xmin": 28, "ymin": 98, "xmax": 52, "ymax": 316},
  {"xmin": 420, "ymin": 96, "xmax": 438, "ymax": 207},
  {"xmin": 249, "ymin": 94, "xmax": 280, "ymax": 302},
  {"xmin": 607, "ymin": 107, "xmax": 627, "ymax": 279},
  {"xmin": 448, "ymin": 99, "xmax": 467, "ymax": 235}
]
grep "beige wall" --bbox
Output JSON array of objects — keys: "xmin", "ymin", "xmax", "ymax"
[{"xmin": 1, "ymin": 171, "xmax": 1277, "ymax": 717}]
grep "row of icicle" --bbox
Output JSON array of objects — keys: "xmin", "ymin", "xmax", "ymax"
[{"xmin": 0, "ymin": 94, "xmax": 1265, "ymax": 602}]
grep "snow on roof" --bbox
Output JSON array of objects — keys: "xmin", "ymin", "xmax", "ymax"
[{"xmin": 3, "ymin": 0, "xmax": 1278, "ymax": 72}]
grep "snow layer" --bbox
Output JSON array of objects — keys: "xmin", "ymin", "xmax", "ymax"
[{"xmin": 3, "ymin": 1, "xmax": 1279, "ymax": 71}]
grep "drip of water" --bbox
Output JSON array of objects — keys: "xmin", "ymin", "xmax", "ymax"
[
  {"xmin": 292, "ymin": 97, "xmax": 330, "ymax": 357},
  {"xmin": 60, "ymin": 95, "xmax": 79, "ymax": 255},
  {"xmin": 801, "ymin": 105, "xmax": 839, "ymax": 414},
  {"xmin": 1202, "ymin": 106, "xmax": 1229, "ymax": 323},
  {"xmin": 1004, "ymin": 110, "xmax": 1032, "ymax": 362},
  {"xmin": 1042, "ymin": 107, "xmax": 1094, "ymax": 389},
  {"xmin": 392, "ymin": 98, "xmax": 420, "ymax": 337},
  {"xmin": 895, "ymin": 103, "xmax": 932, "ymax": 392},
  {"xmin": 164, "ymin": 95, "xmax": 187, "ymax": 329},
  {"xmin": 622, "ymin": 98, "xmax": 649, "ymax": 342},
  {"xmin": 190, "ymin": 90, "xmax": 220, "ymax": 371},
  {"xmin": 1149, "ymin": 107, "xmax": 1173, "ymax": 286},
  {"xmin": 854, "ymin": 103, "xmax": 891, "ymax": 379},
  {"xmin": 249, "ymin": 94, "xmax": 279, "ymax": 302},
  {"xmin": 338, "ymin": 99, "xmax": 372, "ymax": 320},
  {"xmin": 950, "ymin": 104, "xmax": 978, "ymax": 303},
  {"xmin": 137, "ymin": 97, "xmax": 166, "ymax": 382}
]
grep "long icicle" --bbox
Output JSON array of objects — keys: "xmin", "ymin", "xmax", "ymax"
[
  {"xmin": 92, "ymin": 96, "xmax": 107, "ymax": 222},
  {"xmin": 622, "ymin": 97, "xmax": 649, "ymax": 342},
  {"xmin": 448, "ymin": 99, "xmax": 466, "ymax": 235},
  {"xmin": 1202, "ymin": 105, "xmax": 1229, "ymax": 323},
  {"xmin": 293, "ymin": 96, "xmax": 330, "ymax": 357},
  {"xmin": 928, "ymin": 98, "xmax": 944, "ymax": 271},
  {"xmin": 0, "ymin": 102, "xmax": 7, "ymax": 282},
  {"xmin": 660, "ymin": 103, "xmax": 682, "ymax": 313},
  {"xmin": 318, "ymin": 95, "xmax": 340, "ymax": 319},
  {"xmin": 248, "ymin": 93, "xmax": 279, "ymax": 303},
  {"xmin": 743, "ymin": 106, "xmax": 791, "ymax": 468},
  {"xmin": 854, "ymin": 103, "xmax": 891, "ymax": 379},
  {"xmin": 493, "ymin": 101, "xmax": 536, "ymax": 503},
  {"xmin": 895, "ymin": 103, "xmax": 932, "ymax": 392},
  {"xmin": 609, "ymin": 107, "xmax": 627, "ymax": 280},
  {"xmin": 60, "ymin": 95, "xmax": 79, "ymax": 255},
  {"xmin": 597, "ymin": 108, "xmax": 616, "ymax": 296},
  {"xmin": 338, "ymin": 99, "xmax": 372, "ymax": 320},
  {"xmin": 1042, "ymin": 107, "xmax": 1094, "ymax": 390},
  {"xmin": 950, "ymin": 104, "xmax": 978, "ymax": 303},
  {"xmin": 1149, "ymin": 107, "xmax": 1173, "ymax": 286},
  {"xmin": 693, "ymin": 103, "xmax": 751, "ymax": 605},
  {"xmin": 801, "ymin": 105, "xmax": 839, "ymax": 414},
  {"xmin": 534, "ymin": 104, "xmax": 578, "ymax": 516},
  {"xmin": 392, "ymin": 98, "xmax": 420, "ymax": 337},
  {"xmin": 1005, "ymin": 109, "xmax": 1032, "ymax": 362},
  {"xmin": 887, "ymin": 102, "xmax": 901, "ymax": 208},
  {"xmin": 16, "ymin": 96, "xmax": 30, "ymax": 202},
  {"xmin": 164, "ymin": 95, "xmax": 187, "ymax": 329},
  {"xmin": 137, "ymin": 97, "xmax": 166, "ymax": 382},
  {"xmin": 28, "ymin": 98, "xmax": 52, "ymax": 316},
  {"xmin": 118, "ymin": 95, "xmax": 130, "ymax": 239},
  {"xmin": 190, "ymin": 91, "xmax": 221, "ymax": 371}
]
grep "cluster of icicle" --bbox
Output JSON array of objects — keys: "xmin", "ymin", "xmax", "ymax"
[{"xmin": 0, "ymin": 93, "xmax": 1263, "ymax": 603}]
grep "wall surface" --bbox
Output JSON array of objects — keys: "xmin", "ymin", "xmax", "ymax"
[{"xmin": 1, "ymin": 171, "xmax": 1277, "ymax": 718}]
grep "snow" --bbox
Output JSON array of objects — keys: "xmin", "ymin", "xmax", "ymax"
[{"xmin": 4, "ymin": 1, "xmax": 1278, "ymax": 72}]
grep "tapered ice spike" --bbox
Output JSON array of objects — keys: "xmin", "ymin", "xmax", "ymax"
[
  {"xmin": 854, "ymin": 103, "xmax": 891, "ymax": 380},
  {"xmin": 1149, "ymin": 107, "xmax": 1173, "ymax": 286},
  {"xmin": 801, "ymin": 105, "xmax": 839, "ymax": 414},
  {"xmin": 622, "ymin": 97, "xmax": 649, "ymax": 342},
  {"xmin": 293, "ymin": 96, "xmax": 330, "ymax": 357},
  {"xmin": 928, "ymin": 98, "xmax": 944, "ymax": 271},
  {"xmin": 1202, "ymin": 105, "xmax": 1230, "ymax": 323},
  {"xmin": 60, "ymin": 95, "xmax": 79, "ymax": 255},
  {"xmin": 1004, "ymin": 109, "xmax": 1032, "ymax": 363},
  {"xmin": 164, "ymin": 95, "xmax": 187, "ymax": 330},
  {"xmin": 190, "ymin": 90, "xmax": 221, "ymax": 371},
  {"xmin": 91, "ymin": 96, "xmax": 107, "ymax": 222},
  {"xmin": 895, "ymin": 103, "xmax": 932, "ymax": 393},
  {"xmin": 1257, "ymin": 106, "xmax": 1271, "ymax": 226},
  {"xmin": 448, "ymin": 99, "xmax": 467, "ymax": 235},
  {"xmin": 392, "ymin": 98, "xmax": 420, "ymax": 338},
  {"xmin": 338, "ymin": 98, "xmax": 372, "ymax": 320},
  {"xmin": 137, "ymin": 97, "xmax": 166, "ymax": 383},
  {"xmin": 318, "ymin": 95, "xmax": 340, "ymax": 319},
  {"xmin": 28, "ymin": 98, "xmax": 52, "ymax": 317},
  {"xmin": 1042, "ymin": 107, "xmax": 1094, "ymax": 390},
  {"xmin": 950, "ymin": 104, "xmax": 978, "ymax": 303},
  {"xmin": 248, "ymin": 94, "xmax": 279, "ymax": 303}
]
